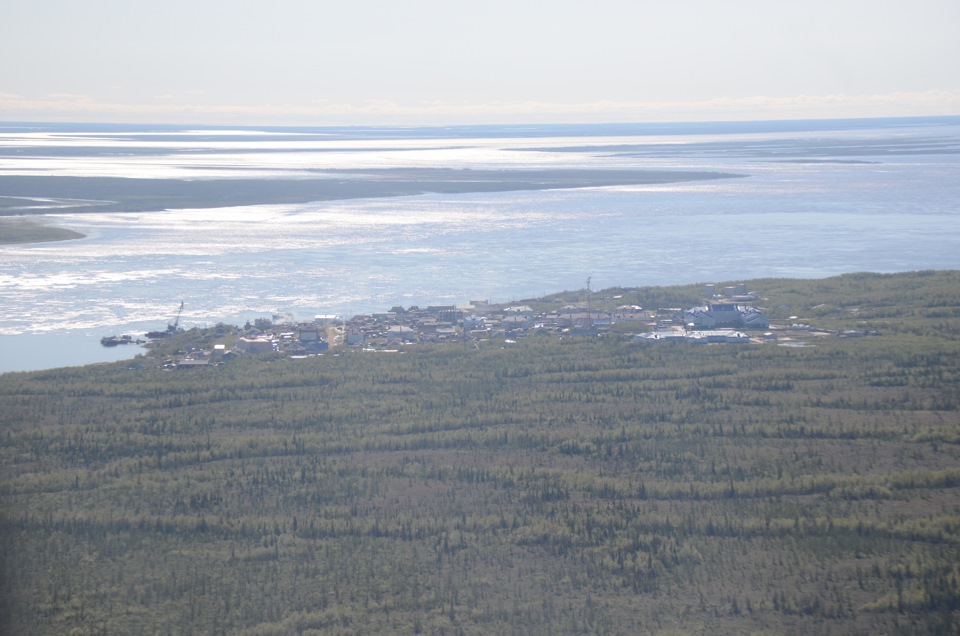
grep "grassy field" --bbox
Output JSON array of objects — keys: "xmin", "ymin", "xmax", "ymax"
[{"xmin": 2, "ymin": 271, "xmax": 959, "ymax": 634}]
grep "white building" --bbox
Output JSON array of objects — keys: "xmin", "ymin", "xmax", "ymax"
[
  {"xmin": 237, "ymin": 337, "xmax": 276, "ymax": 354},
  {"xmin": 685, "ymin": 304, "xmax": 769, "ymax": 329}
]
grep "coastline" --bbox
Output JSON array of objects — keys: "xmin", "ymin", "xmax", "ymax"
[
  {"xmin": 0, "ymin": 169, "xmax": 744, "ymax": 216},
  {"xmin": 0, "ymin": 167, "xmax": 741, "ymax": 245},
  {"xmin": 3, "ymin": 269, "xmax": 956, "ymax": 375}
]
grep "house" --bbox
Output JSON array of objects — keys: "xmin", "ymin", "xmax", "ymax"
[
  {"xmin": 539, "ymin": 312, "xmax": 561, "ymax": 327},
  {"xmin": 502, "ymin": 315, "xmax": 532, "ymax": 331},
  {"xmin": 612, "ymin": 306, "xmax": 648, "ymax": 323},
  {"xmin": 421, "ymin": 327, "xmax": 460, "ymax": 343},
  {"xmin": 237, "ymin": 337, "xmax": 276, "ymax": 354},
  {"xmin": 346, "ymin": 328, "xmax": 365, "ymax": 346},
  {"xmin": 557, "ymin": 312, "xmax": 595, "ymax": 328},
  {"xmin": 426, "ymin": 305, "xmax": 463, "ymax": 323},
  {"xmin": 417, "ymin": 318, "xmax": 440, "ymax": 334},
  {"xmin": 385, "ymin": 325, "xmax": 417, "ymax": 343},
  {"xmin": 591, "ymin": 312, "xmax": 613, "ymax": 327},
  {"xmin": 463, "ymin": 315, "xmax": 486, "ymax": 330}
]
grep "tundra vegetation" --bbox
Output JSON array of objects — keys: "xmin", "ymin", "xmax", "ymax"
[{"xmin": 1, "ymin": 270, "xmax": 959, "ymax": 635}]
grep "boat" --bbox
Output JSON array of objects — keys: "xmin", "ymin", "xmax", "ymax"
[{"xmin": 100, "ymin": 335, "xmax": 135, "ymax": 347}]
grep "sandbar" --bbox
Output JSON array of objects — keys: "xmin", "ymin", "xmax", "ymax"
[
  {"xmin": 0, "ymin": 168, "xmax": 744, "ymax": 216},
  {"xmin": 0, "ymin": 217, "xmax": 85, "ymax": 245}
]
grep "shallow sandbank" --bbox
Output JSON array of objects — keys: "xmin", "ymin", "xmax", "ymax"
[
  {"xmin": 0, "ymin": 168, "xmax": 743, "ymax": 215},
  {"xmin": 0, "ymin": 218, "xmax": 85, "ymax": 245}
]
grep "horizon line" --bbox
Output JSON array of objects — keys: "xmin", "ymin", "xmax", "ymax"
[
  {"xmin": 2, "ymin": 90, "xmax": 958, "ymax": 128},
  {"xmin": 3, "ymin": 113, "xmax": 960, "ymax": 133}
]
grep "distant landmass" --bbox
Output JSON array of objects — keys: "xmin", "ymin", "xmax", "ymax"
[{"xmin": 0, "ymin": 169, "xmax": 743, "ymax": 216}]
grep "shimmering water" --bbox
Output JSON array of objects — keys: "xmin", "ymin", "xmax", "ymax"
[{"xmin": 2, "ymin": 118, "xmax": 959, "ymax": 372}]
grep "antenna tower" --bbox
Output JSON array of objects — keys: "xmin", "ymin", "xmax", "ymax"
[{"xmin": 586, "ymin": 276, "xmax": 592, "ymax": 319}]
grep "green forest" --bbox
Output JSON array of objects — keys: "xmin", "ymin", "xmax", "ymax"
[{"xmin": 2, "ymin": 271, "xmax": 959, "ymax": 635}]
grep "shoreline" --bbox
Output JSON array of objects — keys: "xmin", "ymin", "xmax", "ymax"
[
  {"xmin": 3, "ymin": 270, "xmax": 956, "ymax": 374},
  {"xmin": 0, "ymin": 169, "xmax": 744, "ymax": 216}
]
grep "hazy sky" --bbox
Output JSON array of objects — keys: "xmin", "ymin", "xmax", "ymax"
[{"xmin": 2, "ymin": 0, "xmax": 958, "ymax": 125}]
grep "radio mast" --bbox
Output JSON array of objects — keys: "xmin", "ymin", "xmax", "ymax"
[{"xmin": 586, "ymin": 276, "xmax": 592, "ymax": 322}]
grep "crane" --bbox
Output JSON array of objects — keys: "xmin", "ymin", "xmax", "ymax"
[
  {"xmin": 172, "ymin": 301, "xmax": 184, "ymax": 331},
  {"xmin": 145, "ymin": 301, "xmax": 184, "ymax": 339}
]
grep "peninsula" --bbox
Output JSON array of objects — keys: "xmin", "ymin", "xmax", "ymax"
[{"xmin": 0, "ymin": 168, "xmax": 743, "ymax": 216}]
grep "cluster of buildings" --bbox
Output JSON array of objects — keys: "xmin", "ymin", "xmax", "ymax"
[
  {"xmin": 236, "ymin": 324, "xmax": 330, "ymax": 355},
  {"xmin": 166, "ymin": 282, "xmax": 783, "ymax": 367},
  {"xmin": 638, "ymin": 283, "xmax": 771, "ymax": 344},
  {"xmin": 336, "ymin": 301, "xmax": 653, "ymax": 348},
  {"xmin": 244, "ymin": 283, "xmax": 774, "ymax": 353}
]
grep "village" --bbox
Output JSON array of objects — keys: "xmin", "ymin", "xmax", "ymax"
[{"xmin": 149, "ymin": 281, "xmax": 872, "ymax": 369}]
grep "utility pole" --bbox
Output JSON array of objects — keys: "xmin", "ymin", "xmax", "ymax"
[{"xmin": 586, "ymin": 276, "xmax": 592, "ymax": 323}]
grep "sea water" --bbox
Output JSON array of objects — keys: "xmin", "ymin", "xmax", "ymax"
[{"xmin": 1, "ymin": 118, "xmax": 959, "ymax": 372}]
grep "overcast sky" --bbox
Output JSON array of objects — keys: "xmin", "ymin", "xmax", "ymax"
[{"xmin": 2, "ymin": 0, "xmax": 958, "ymax": 125}]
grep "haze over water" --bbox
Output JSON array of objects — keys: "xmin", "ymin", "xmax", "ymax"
[{"xmin": 1, "ymin": 117, "xmax": 959, "ymax": 372}]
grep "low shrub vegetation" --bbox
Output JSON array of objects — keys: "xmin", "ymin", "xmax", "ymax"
[{"xmin": 2, "ymin": 271, "xmax": 959, "ymax": 634}]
